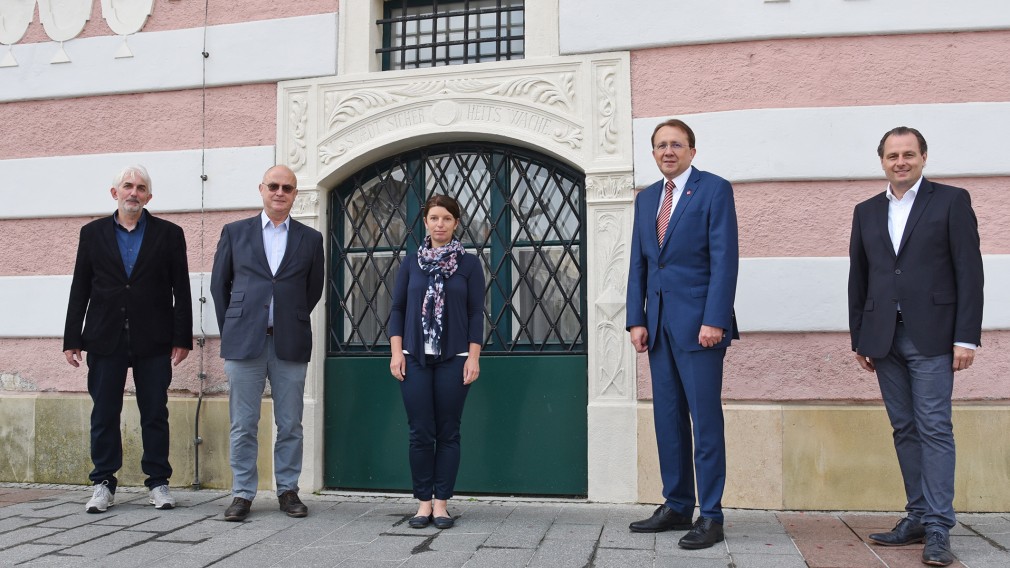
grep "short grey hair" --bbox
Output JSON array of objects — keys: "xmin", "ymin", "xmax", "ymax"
[{"xmin": 113, "ymin": 165, "xmax": 153, "ymax": 192}]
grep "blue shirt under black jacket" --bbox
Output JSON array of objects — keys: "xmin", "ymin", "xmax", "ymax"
[
  {"xmin": 389, "ymin": 251, "xmax": 485, "ymax": 366},
  {"xmin": 113, "ymin": 210, "xmax": 147, "ymax": 278}
]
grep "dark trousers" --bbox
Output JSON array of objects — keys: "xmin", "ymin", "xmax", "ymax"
[
  {"xmin": 400, "ymin": 355, "xmax": 470, "ymax": 500},
  {"xmin": 648, "ymin": 321, "xmax": 727, "ymax": 523},
  {"xmin": 87, "ymin": 330, "xmax": 173, "ymax": 491},
  {"xmin": 873, "ymin": 322, "xmax": 956, "ymax": 531}
]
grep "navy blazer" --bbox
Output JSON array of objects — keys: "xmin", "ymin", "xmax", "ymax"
[
  {"xmin": 210, "ymin": 215, "xmax": 325, "ymax": 363},
  {"xmin": 848, "ymin": 178, "xmax": 983, "ymax": 358},
  {"xmin": 626, "ymin": 167, "xmax": 740, "ymax": 351},
  {"xmin": 389, "ymin": 250, "xmax": 485, "ymax": 365},
  {"xmin": 64, "ymin": 211, "xmax": 193, "ymax": 357}
]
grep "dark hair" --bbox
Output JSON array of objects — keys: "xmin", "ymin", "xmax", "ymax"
[
  {"xmin": 651, "ymin": 119, "xmax": 696, "ymax": 149},
  {"xmin": 877, "ymin": 126, "xmax": 927, "ymax": 158},
  {"xmin": 422, "ymin": 194, "xmax": 461, "ymax": 220}
]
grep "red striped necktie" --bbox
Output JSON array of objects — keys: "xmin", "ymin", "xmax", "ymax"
[{"xmin": 657, "ymin": 180, "xmax": 674, "ymax": 246}]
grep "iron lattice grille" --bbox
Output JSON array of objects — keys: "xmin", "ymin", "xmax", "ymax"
[
  {"xmin": 328, "ymin": 143, "xmax": 586, "ymax": 355},
  {"xmin": 377, "ymin": 0, "xmax": 524, "ymax": 70}
]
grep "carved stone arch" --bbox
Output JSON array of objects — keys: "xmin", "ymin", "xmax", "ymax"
[{"xmin": 278, "ymin": 53, "xmax": 641, "ymax": 503}]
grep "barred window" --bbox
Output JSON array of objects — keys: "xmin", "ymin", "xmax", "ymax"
[{"xmin": 378, "ymin": 0, "xmax": 524, "ymax": 70}]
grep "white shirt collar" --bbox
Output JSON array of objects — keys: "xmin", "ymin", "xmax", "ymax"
[
  {"xmin": 667, "ymin": 166, "xmax": 693, "ymax": 191},
  {"xmin": 261, "ymin": 211, "xmax": 291, "ymax": 230},
  {"xmin": 885, "ymin": 176, "xmax": 923, "ymax": 203}
]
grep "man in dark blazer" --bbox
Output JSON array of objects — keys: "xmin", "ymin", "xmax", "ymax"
[
  {"xmin": 849, "ymin": 126, "xmax": 983, "ymax": 567},
  {"xmin": 211, "ymin": 165, "xmax": 324, "ymax": 521},
  {"xmin": 64, "ymin": 165, "xmax": 192, "ymax": 514},
  {"xmin": 626, "ymin": 119, "xmax": 739, "ymax": 549}
]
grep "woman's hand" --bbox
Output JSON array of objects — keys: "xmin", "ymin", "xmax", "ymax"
[
  {"xmin": 390, "ymin": 351, "xmax": 406, "ymax": 381},
  {"xmin": 463, "ymin": 355, "xmax": 480, "ymax": 385}
]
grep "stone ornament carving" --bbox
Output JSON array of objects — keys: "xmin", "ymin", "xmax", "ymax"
[
  {"xmin": 38, "ymin": 0, "xmax": 93, "ymax": 63},
  {"xmin": 595, "ymin": 63, "xmax": 619, "ymax": 155},
  {"xmin": 101, "ymin": 0, "xmax": 154, "ymax": 58},
  {"xmin": 287, "ymin": 92, "xmax": 309, "ymax": 172},
  {"xmin": 0, "ymin": 0, "xmax": 35, "ymax": 67},
  {"xmin": 291, "ymin": 189, "xmax": 319, "ymax": 218},
  {"xmin": 592, "ymin": 210, "xmax": 630, "ymax": 399},
  {"xmin": 586, "ymin": 174, "xmax": 634, "ymax": 201}
]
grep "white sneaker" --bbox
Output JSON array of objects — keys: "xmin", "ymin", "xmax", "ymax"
[
  {"xmin": 148, "ymin": 485, "xmax": 176, "ymax": 510},
  {"xmin": 86, "ymin": 482, "xmax": 114, "ymax": 513}
]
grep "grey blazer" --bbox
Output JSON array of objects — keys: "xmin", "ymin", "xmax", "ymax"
[{"xmin": 210, "ymin": 215, "xmax": 324, "ymax": 362}]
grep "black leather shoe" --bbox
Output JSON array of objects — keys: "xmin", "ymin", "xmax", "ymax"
[
  {"xmin": 408, "ymin": 514, "xmax": 432, "ymax": 528},
  {"xmin": 224, "ymin": 497, "xmax": 251, "ymax": 522},
  {"xmin": 629, "ymin": 505, "xmax": 694, "ymax": 533},
  {"xmin": 868, "ymin": 517, "xmax": 926, "ymax": 546},
  {"xmin": 678, "ymin": 517, "xmax": 725, "ymax": 550},
  {"xmin": 922, "ymin": 530, "xmax": 955, "ymax": 566},
  {"xmin": 278, "ymin": 491, "xmax": 308, "ymax": 518},
  {"xmin": 433, "ymin": 516, "xmax": 455, "ymax": 529}
]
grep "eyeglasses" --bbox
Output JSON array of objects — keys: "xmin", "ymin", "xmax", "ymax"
[
  {"xmin": 653, "ymin": 142, "xmax": 690, "ymax": 152},
  {"xmin": 261, "ymin": 183, "xmax": 296, "ymax": 194}
]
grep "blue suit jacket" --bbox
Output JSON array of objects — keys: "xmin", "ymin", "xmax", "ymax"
[
  {"xmin": 210, "ymin": 215, "xmax": 325, "ymax": 363},
  {"xmin": 848, "ymin": 178, "xmax": 983, "ymax": 358},
  {"xmin": 626, "ymin": 167, "xmax": 739, "ymax": 351}
]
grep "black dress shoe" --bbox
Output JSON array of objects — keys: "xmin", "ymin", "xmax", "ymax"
[
  {"xmin": 433, "ymin": 516, "xmax": 455, "ymax": 529},
  {"xmin": 922, "ymin": 530, "xmax": 955, "ymax": 566},
  {"xmin": 868, "ymin": 517, "xmax": 926, "ymax": 546},
  {"xmin": 408, "ymin": 514, "xmax": 432, "ymax": 528},
  {"xmin": 678, "ymin": 517, "xmax": 725, "ymax": 550},
  {"xmin": 278, "ymin": 491, "xmax": 308, "ymax": 518},
  {"xmin": 629, "ymin": 505, "xmax": 693, "ymax": 533},
  {"xmin": 224, "ymin": 497, "xmax": 251, "ymax": 522}
]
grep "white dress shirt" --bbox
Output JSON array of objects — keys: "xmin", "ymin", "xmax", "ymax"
[
  {"xmin": 261, "ymin": 211, "xmax": 290, "ymax": 327},
  {"xmin": 656, "ymin": 166, "xmax": 693, "ymax": 222}
]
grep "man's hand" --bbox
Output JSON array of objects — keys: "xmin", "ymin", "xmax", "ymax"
[
  {"xmin": 629, "ymin": 326, "xmax": 649, "ymax": 353},
  {"xmin": 698, "ymin": 325, "xmax": 724, "ymax": 348},
  {"xmin": 854, "ymin": 353, "xmax": 875, "ymax": 372},
  {"xmin": 64, "ymin": 349, "xmax": 83, "ymax": 368},
  {"xmin": 953, "ymin": 345, "xmax": 975, "ymax": 372},
  {"xmin": 171, "ymin": 347, "xmax": 190, "ymax": 367}
]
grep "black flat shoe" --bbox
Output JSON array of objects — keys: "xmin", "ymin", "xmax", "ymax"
[
  {"xmin": 629, "ymin": 505, "xmax": 693, "ymax": 533},
  {"xmin": 433, "ymin": 516, "xmax": 454, "ymax": 529},
  {"xmin": 868, "ymin": 517, "xmax": 925, "ymax": 546},
  {"xmin": 408, "ymin": 514, "xmax": 433, "ymax": 528},
  {"xmin": 678, "ymin": 517, "xmax": 724, "ymax": 550}
]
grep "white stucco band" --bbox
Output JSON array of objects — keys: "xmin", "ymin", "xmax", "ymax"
[{"xmin": 277, "ymin": 54, "xmax": 639, "ymax": 502}]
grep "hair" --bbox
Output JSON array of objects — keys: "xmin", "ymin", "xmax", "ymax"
[
  {"xmin": 422, "ymin": 194, "xmax": 462, "ymax": 220},
  {"xmin": 877, "ymin": 126, "xmax": 928, "ymax": 158},
  {"xmin": 651, "ymin": 119, "xmax": 696, "ymax": 149},
  {"xmin": 113, "ymin": 165, "xmax": 152, "ymax": 192}
]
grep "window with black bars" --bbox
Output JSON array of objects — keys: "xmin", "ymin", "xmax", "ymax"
[
  {"xmin": 377, "ymin": 0, "xmax": 524, "ymax": 70},
  {"xmin": 328, "ymin": 143, "xmax": 585, "ymax": 355}
]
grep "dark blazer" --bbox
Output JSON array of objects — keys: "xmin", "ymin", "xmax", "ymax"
[
  {"xmin": 848, "ymin": 178, "xmax": 984, "ymax": 358},
  {"xmin": 626, "ymin": 167, "xmax": 740, "ymax": 351},
  {"xmin": 64, "ymin": 211, "xmax": 193, "ymax": 357},
  {"xmin": 210, "ymin": 214, "xmax": 325, "ymax": 363},
  {"xmin": 389, "ymin": 251, "xmax": 485, "ymax": 365}
]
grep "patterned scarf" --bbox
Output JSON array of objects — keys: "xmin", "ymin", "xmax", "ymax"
[{"xmin": 418, "ymin": 236, "xmax": 465, "ymax": 356}]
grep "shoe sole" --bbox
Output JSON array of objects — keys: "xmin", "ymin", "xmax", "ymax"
[
  {"xmin": 283, "ymin": 510, "xmax": 308, "ymax": 518},
  {"xmin": 922, "ymin": 560, "xmax": 954, "ymax": 567},
  {"xmin": 151, "ymin": 503, "xmax": 175, "ymax": 510},
  {"xmin": 678, "ymin": 536, "xmax": 725, "ymax": 550},
  {"xmin": 629, "ymin": 524, "xmax": 693, "ymax": 533},
  {"xmin": 868, "ymin": 537, "xmax": 924, "ymax": 546},
  {"xmin": 85, "ymin": 505, "xmax": 110, "ymax": 514},
  {"xmin": 224, "ymin": 514, "xmax": 248, "ymax": 522}
]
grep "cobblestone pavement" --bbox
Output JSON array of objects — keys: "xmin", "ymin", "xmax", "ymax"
[{"xmin": 2, "ymin": 484, "xmax": 1009, "ymax": 567}]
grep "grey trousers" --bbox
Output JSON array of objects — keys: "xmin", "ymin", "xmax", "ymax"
[{"xmin": 225, "ymin": 337, "xmax": 307, "ymax": 501}]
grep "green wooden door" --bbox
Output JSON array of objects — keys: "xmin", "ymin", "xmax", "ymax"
[{"xmin": 324, "ymin": 144, "xmax": 587, "ymax": 495}]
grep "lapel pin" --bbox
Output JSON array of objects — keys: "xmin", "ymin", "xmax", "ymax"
[{"xmin": 686, "ymin": 190, "xmax": 692, "ymax": 195}]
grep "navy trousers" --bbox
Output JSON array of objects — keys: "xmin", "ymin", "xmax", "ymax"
[
  {"xmin": 648, "ymin": 322, "xmax": 727, "ymax": 523},
  {"xmin": 87, "ymin": 330, "xmax": 173, "ymax": 492},
  {"xmin": 873, "ymin": 322, "xmax": 956, "ymax": 531},
  {"xmin": 400, "ymin": 355, "xmax": 470, "ymax": 501}
]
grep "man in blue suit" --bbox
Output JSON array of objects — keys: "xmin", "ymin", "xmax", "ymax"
[
  {"xmin": 626, "ymin": 119, "xmax": 739, "ymax": 549},
  {"xmin": 849, "ymin": 127, "xmax": 983, "ymax": 567},
  {"xmin": 211, "ymin": 165, "xmax": 325, "ymax": 521}
]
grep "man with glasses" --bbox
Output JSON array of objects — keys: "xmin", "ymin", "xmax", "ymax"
[
  {"xmin": 211, "ymin": 165, "xmax": 325, "ymax": 521},
  {"xmin": 626, "ymin": 119, "xmax": 739, "ymax": 549},
  {"xmin": 64, "ymin": 165, "xmax": 192, "ymax": 513}
]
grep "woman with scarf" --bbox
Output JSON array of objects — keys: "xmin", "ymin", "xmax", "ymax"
[{"xmin": 388, "ymin": 194, "xmax": 485, "ymax": 530}]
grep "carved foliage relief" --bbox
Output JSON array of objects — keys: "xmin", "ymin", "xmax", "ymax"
[{"xmin": 591, "ymin": 210, "xmax": 630, "ymax": 399}]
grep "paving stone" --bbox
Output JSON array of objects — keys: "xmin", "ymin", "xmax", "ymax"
[
  {"xmin": 591, "ymin": 547, "xmax": 654, "ymax": 567},
  {"xmin": 727, "ymin": 532, "xmax": 799, "ymax": 555},
  {"xmin": 58, "ymin": 529, "xmax": 157, "ymax": 557},
  {"xmin": 459, "ymin": 546, "xmax": 535, "ymax": 567},
  {"xmin": 427, "ymin": 530, "xmax": 490, "ymax": 553},
  {"xmin": 16, "ymin": 554, "xmax": 98, "ymax": 567},
  {"xmin": 598, "ymin": 523, "xmax": 656, "ymax": 550},
  {"xmin": 345, "ymin": 533, "xmax": 429, "ymax": 562},
  {"xmin": 186, "ymin": 528, "xmax": 277, "ymax": 555},
  {"xmin": 99, "ymin": 540, "xmax": 193, "ymax": 567},
  {"xmin": 157, "ymin": 517, "xmax": 239, "ymax": 542},
  {"xmin": 147, "ymin": 552, "xmax": 222, "ymax": 567},
  {"xmin": 206, "ymin": 542, "xmax": 303, "ymax": 568},
  {"xmin": 526, "ymin": 537, "xmax": 596, "ymax": 568},
  {"xmin": 400, "ymin": 550, "xmax": 472, "ymax": 568},
  {"xmin": 729, "ymin": 552, "xmax": 808, "ymax": 568},
  {"xmin": 0, "ymin": 543, "xmax": 66, "ymax": 565},
  {"xmin": 2, "ymin": 526, "xmax": 62, "ymax": 544}
]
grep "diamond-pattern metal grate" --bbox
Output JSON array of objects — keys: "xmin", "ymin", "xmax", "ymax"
[{"xmin": 328, "ymin": 143, "xmax": 585, "ymax": 355}]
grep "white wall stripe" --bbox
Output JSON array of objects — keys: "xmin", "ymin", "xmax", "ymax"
[
  {"xmin": 3, "ymin": 146, "xmax": 273, "ymax": 219},
  {"xmin": 0, "ymin": 13, "xmax": 337, "ymax": 103},
  {"xmin": 4, "ymin": 256, "xmax": 1007, "ymax": 338},
  {"xmin": 560, "ymin": 0, "xmax": 1010, "ymax": 53},
  {"xmin": 633, "ymin": 103, "xmax": 1010, "ymax": 186}
]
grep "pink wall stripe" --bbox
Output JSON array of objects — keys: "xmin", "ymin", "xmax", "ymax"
[
  {"xmin": 19, "ymin": 0, "xmax": 338, "ymax": 44},
  {"xmin": 0, "ymin": 85, "xmax": 276, "ymax": 159},
  {"xmin": 631, "ymin": 31, "xmax": 1010, "ymax": 117}
]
